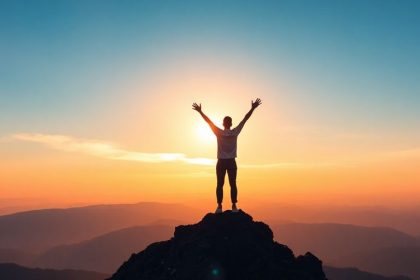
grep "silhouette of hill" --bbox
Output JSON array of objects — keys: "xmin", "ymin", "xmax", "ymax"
[
  {"xmin": 273, "ymin": 223, "xmax": 417, "ymax": 259},
  {"xmin": 109, "ymin": 210, "xmax": 326, "ymax": 280},
  {"xmin": 256, "ymin": 205, "xmax": 420, "ymax": 235},
  {"xmin": 0, "ymin": 249, "xmax": 34, "ymax": 267},
  {"xmin": 35, "ymin": 225, "xmax": 174, "ymax": 273},
  {"xmin": 273, "ymin": 223, "xmax": 420, "ymax": 279},
  {"xmin": 0, "ymin": 263, "xmax": 109, "ymax": 280},
  {"xmin": 324, "ymin": 266, "xmax": 411, "ymax": 280},
  {"xmin": 330, "ymin": 246, "xmax": 420, "ymax": 280},
  {"xmin": 0, "ymin": 202, "xmax": 197, "ymax": 253}
]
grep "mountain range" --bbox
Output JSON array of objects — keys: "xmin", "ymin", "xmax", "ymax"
[
  {"xmin": 0, "ymin": 202, "xmax": 196, "ymax": 253},
  {"xmin": 0, "ymin": 263, "xmax": 108, "ymax": 280},
  {"xmin": 0, "ymin": 202, "xmax": 419, "ymax": 279}
]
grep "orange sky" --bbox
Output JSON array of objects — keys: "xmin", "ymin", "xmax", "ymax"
[
  {"xmin": 1, "ymin": 107, "xmax": 419, "ymax": 214},
  {"xmin": 2, "ymin": 62, "xmax": 420, "ymax": 213}
]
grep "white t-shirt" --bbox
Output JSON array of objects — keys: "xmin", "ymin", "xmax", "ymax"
[{"xmin": 212, "ymin": 122, "xmax": 245, "ymax": 159}]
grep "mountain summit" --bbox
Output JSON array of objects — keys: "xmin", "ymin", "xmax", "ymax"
[{"xmin": 108, "ymin": 210, "xmax": 326, "ymax": 280}]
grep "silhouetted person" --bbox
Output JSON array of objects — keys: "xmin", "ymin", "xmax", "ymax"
[{"xmin": 193, "ymin": 98, "xmax": 262, "ymax": 213}]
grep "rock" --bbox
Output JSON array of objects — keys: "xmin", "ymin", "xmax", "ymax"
[{"xmin": 108, "ymin": 210, "xmax": 327, "ymax": 280}]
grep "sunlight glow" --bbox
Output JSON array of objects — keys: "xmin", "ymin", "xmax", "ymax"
[{"xmin": 196, "ymin": 122, "xmax": 216, "ymax": 143}]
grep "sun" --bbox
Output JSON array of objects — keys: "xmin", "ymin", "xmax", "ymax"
[{"xmin": 196, "ymin": 122, "xmax": 216, "ymax": 143}]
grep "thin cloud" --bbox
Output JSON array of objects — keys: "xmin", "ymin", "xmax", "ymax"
[
  {"xmin": 240, "ymin": 162, "xmax": 334, "ymax": 169},
  {"xmin": 11, "ymin": 133, "xmax": 334, "ymax": 169},
  {"xmin": 13, "ymin": 133, "xmax": 215, "ymax": 166},
  {"xmin": 241, "ymin": 163, "xmax": 303, "ymax": 169}
]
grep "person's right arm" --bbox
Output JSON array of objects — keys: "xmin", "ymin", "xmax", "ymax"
[{"xmin": 192, "ymin": 102, "xmax": 220, "ymax": 134}]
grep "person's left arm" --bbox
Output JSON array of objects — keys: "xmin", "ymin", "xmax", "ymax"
[{"xmin": 236, "ymin": 98, "xmax": 262, "ymax": 132}]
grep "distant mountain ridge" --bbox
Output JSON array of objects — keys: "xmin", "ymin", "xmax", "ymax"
[
  {"xmin": 35, "ymin": 225, "xmax": 174, "ymax": 273},
  {"xmin": 273, "ymin": 223, "xmax": 418, "ymax": 258},
  {"xmin": 0, "ymin": 202, "xmax": 197, "ymax": 253},
  {"xmin": 0, "ymin": 249, "xmax": 34, "ymax": 267},
  {"xmin": 323, "ymin": 266, "xmax": 411, "ymax": 280},
  {"xmin": 258, "ymin": 205, "xmax": 420, "ymax": 236},
  {"xmin": 273, "ymin": 223, "xmax": 420, "ymax": 279},
  {"xmin": 0, "ymin": 203, "xmax": 419, "ymax": 279},
  {"xmin": 0, "ymin": 263, "xmax": 109, "ymax": 280},
  {"xmin": 329, "ymin": 246, "xmax": 420, "ymax": 280}
]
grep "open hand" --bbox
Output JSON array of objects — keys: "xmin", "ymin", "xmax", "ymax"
[
  {"xmin": 251, "ymin": 98, "xmax": 262, "ymax": 109},
  {"xmin": 192, "ymin": 102, "xmax": 202, "ymax": 113}
]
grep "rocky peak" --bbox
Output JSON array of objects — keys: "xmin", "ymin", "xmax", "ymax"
[{"xmin": 109, "ymin": 210, "xmax": 326, "ymax": 280}]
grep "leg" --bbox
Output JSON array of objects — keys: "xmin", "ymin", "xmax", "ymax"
[
  {"xmin": 216, "ymin": 160, "xmax": 226, "ymax": 204},
  {"xmin": 227, "ymin": 160, "xmax": 238, "ymax": 204}
]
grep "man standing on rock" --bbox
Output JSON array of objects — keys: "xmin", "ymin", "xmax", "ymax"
[{"xmin": 192, "ymin": 98, "xmax": 262, "ymax": 213}]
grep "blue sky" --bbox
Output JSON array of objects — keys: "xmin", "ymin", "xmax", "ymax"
[{"xmin": 1, "ymin": 0, "xmax": 419, "ymax": 141}]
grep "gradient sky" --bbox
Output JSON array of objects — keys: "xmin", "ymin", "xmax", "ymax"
[{"xmin": 1, "ymin": 0, "xmax": 420, "ymax": 212}]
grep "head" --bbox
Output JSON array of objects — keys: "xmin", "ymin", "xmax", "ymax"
[{"xmin": 223, "ymin": 116, "xmax": 232, "ymax": 129}]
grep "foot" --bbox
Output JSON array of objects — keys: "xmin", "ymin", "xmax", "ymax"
[
  {"xmin": 232, "ymin": 203, "xmax": 238, "ymax": 212},
  {"xmin": 215, "ymin": 205, "xmax": 222, "ymax": 214}
]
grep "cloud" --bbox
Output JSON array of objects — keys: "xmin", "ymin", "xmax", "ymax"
[
  {"xmin": 12, "ymin": 133, "xmax": 338, "ymax": 169},
  {"xmin": 241, "ymin": 162, "xmax": 334, "ymax": 169},
  {"xmin": 13, "ymin": 133, "xmax": 216, "ymax": 166}
]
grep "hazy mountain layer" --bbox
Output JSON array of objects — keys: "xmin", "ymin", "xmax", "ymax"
[
  {"xmin": 0, "ymin": 263, "xmax": 109, "ymax": 280},
  {"xmin": 324, "ymin": 266, "xmax": 411, "ymax": 280},
  {"xmin": 0, "ymin": 202, "xmax": 196, "ymax": 253},
  {"xmin": 273, "ymin": 223, "xmax": 420, "ymax": 279},
  {"xmin": 35, "ymin": 225, "xmax": 174, "ymax": 273}
]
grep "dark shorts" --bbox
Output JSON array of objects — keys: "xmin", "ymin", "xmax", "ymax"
[{"xmin": 216, "ymin": 158, "xmax": 237, "ymax": 170}]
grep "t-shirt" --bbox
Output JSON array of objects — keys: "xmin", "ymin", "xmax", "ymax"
[{"xmin": 212, "ymin": 122, "xmax": 245, "ymax": 159}]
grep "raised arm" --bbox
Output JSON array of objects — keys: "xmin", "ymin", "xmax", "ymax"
[
  {"xmin": 237, "ymin": 98, "xmax": 262, "ymax": 129},
  {"xmin": 192, "ymin": 102, "xmax": 220, "ymax": 134}
]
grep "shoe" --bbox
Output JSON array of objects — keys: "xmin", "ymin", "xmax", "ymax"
[
  {"xmin": 215, "ymin": 205, "xmax": 222, "ymax": 214},
  {"xmin": 232, "ymin": 204, "xmax": 239, "ymax": 212}
]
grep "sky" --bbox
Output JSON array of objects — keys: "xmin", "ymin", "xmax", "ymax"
[{"xmin": 1, "ymin": 0, "xmax": 420, "ymax": 213}]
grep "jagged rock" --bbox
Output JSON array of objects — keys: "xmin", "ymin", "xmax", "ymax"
[{"xmin": 108, "ymin": 210, "xmax": 327, "ymax": 280}]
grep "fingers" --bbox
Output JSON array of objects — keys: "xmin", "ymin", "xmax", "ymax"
[
  {"xmin": 192, "ymin": 102, "xmax": 201, "ymax": 111},
  {"xmin": 251, "ymin": 98, "xmax": 262, "ymax": 108}
]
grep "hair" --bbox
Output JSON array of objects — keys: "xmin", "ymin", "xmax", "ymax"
[{"xmin": 223, "ymin": 116, "xmax": 232, "ymax": 127}]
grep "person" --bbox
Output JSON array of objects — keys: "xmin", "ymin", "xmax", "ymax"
[{"xmin": 192, "ymin": 98, "xmax": 262, "ymax": 213}]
